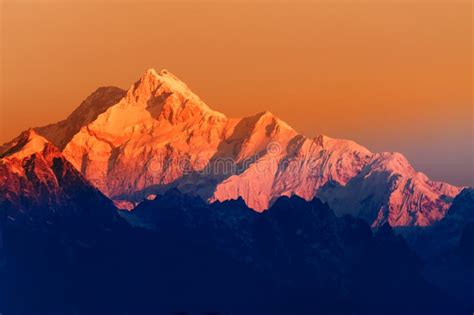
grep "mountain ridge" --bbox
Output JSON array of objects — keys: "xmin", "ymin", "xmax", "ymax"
[{"xmin": 3, "ymin": 68, "xmax": 464, "ymax": 227}]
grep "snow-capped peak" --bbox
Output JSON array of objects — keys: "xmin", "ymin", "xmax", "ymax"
[
  {"xmin": 145, "ymin": 68, "xmax": 159, "ymax": 78},
  {"xmin": 125, "ymin": 68, "xmax": 226, "ymax": 120},
  {"xmin": 0, "ymin": 129, "xmax": 50, "ymax": 160},
  {"xmin": 133, "ymin": 68, "xmax": 195, "ymax": 103}
]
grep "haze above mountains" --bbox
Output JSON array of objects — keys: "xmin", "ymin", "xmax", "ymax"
[{"xmin": 0, "ymin": 69, "xmax": 466, "ymax": 227}]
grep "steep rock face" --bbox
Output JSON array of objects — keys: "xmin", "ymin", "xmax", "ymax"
[
  {"xmin": 318, "ymin": 152, "xmax": 461, "ymax": 226},
  {"xmin": 0, "ymin": 129, "xmax": 118, "ymax": 225},
  {"xmin": 8, "ymin": 68, "xmax": 462, "ymax": 226},
  {"xmin": 212, "ymin": 135, "xmax": 373, "ymax": 211},
  {"xmin": 212, "ymin": 135, "xmax": 460, "ymax": 226}
]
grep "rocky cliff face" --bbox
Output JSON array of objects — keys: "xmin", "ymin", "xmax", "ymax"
[{"xmin": 3, "ymin": 69, "xmax": 462, "ymax": 226}]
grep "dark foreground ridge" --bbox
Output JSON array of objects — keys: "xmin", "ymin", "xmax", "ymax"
[{"xmin": 1, "ymin": 188, "xmax": 473, "ymax": 315}]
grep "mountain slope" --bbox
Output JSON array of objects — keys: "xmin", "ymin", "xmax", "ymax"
[
  {"xmin": 35, "ymin": 86, "xmax": 126, "ymax": 149},
  {"xmin": 0, "ymin": 130, "xmax": 132, "ymax": 315},
  {"xmin": 8, "ymin": 68, "xmax": 462, "ymax": 226},
  {"xmin": 316, "ymin": 152, "xmax": 461, "ymax": 226},
  {"xmin": 0, "ymin": 129, "xmax": 119, "ymax": 226}
]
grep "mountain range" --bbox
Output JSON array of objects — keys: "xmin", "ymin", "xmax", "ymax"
[
  {"xmin": 1, "ymin": 68, "xmax": 461, "ymax": 227},
  {"xmin": 1, "ymin": 184, "xmax": 472, "ymax": 315},
  {"xmin": 0, "ymin": 69, "xmax": 472, "ymax": 314}
]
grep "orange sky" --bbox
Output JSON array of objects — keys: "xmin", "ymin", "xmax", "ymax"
[{"xmin": 1, "ymin": 0, "xmax": 472, "ymax": 186}]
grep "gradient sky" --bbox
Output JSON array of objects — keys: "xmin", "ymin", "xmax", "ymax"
[{"xmin": 1, "ymin": 0, "xmax": 472, "ymax": 186}]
